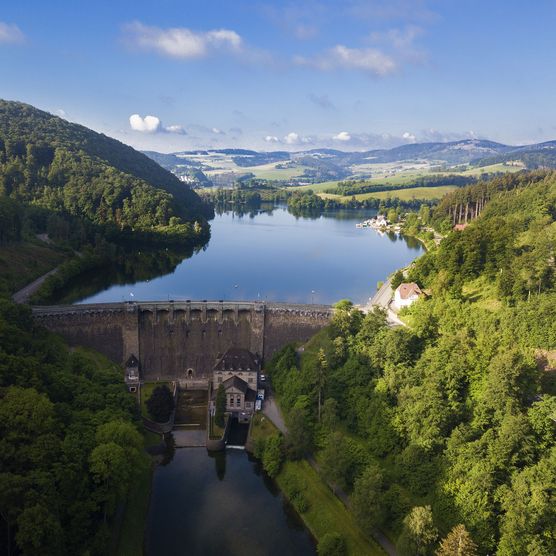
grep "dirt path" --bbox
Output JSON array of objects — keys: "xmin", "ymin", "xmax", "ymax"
[{"xmin": 12, "ymin": 267, "xmax": 59, "ymax": 304}]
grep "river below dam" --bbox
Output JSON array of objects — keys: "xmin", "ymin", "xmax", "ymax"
[
  {"xmin": 76, "ymin": 205, "xmax": 424, "ymax": 306},
  {"xmin": 146, "ymin": 448, "xmax": 316, "ymax": 556}
]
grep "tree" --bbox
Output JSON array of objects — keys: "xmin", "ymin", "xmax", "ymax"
[
  {"xmin": 321, "ymin": 398, "xmax": 338, "ymax": 431},
  {"xmin": 497, "ymin": 448, "xmax": 556, "ymax": 556},
  {"xmin": 436, "ymin": 524, "xmax": 478, "ymax": 556},
  {"xmin": 262, "ymin": 435, "xmax": 284, "ymax": 478},
  {"xmin": 286, "ymin": 406, "xmax": 312, "ymax": 459},
  {"xmin": 351, "ymin": 463, "xmax": 386, "ymax": 533},
  {"xmin": 15, "ymin": 504, "xmax": 63, "ymax": 556},
  {"xmin": 315, "ymin": 349, "xmax": 328, "ymax": 422},
  {"xmin": 320, "ymin": 432, "xmax": 355, "ymax": 492},
  {"xmin": 89, "ymin": 442, "xmax": 131, "ymax": 518},
  {"xmin": 391, "ymin": 269, "xmax": 405, "ymax": 289},
  {"xmin": 146, "ymin": 384, "xmax": 175, "ymax": 423},
  {"xmin": 331, "ymin": 300, "xmax": 363, "ymax": 338},
  {"xmin": 318, "ymin": 532, "xmax": 347, "ymax": 556},
  {"xmin": 397, "ymin": 506, "xmax": 438, "ymax": 556},
  {"xmin": 215, "ymin": 384, "xmax": 226, "ymax": 428}
]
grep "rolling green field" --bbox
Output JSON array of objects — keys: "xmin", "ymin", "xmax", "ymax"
[
  {"xmin": 288, "ymin": 180, "xmax": 341, "ymax": 192},
  {"xmin": 204, "ymin": 161, "xmax": 310, "ymax": 180},
  {"xmin": 288, "ymin": 162, "xmax": 522, "ymax": 194},
  {"xmin": 320, "ymin": 185, "xmax": 459, "ymax": 202}
]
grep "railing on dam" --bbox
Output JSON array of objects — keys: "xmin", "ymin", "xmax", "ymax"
[{"xmin": 31, "ymin": 299, "xmax": 334, "ymax": 316}]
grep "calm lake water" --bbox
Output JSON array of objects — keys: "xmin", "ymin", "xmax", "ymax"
[
  {"xmin": 77, "ymin": 206, "xmax": 423, "ymax": 305},
  {"xmin": 146, "ymin": 448, "xmax": 315, "ymax": 556}
]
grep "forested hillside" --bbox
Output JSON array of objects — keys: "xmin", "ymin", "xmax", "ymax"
[
  {"xmin": 0, "ymin": 100, "xmax": 212, "ymax": 227},
  {"xmin": 0, "ymin": 100, "xmax": 214, "ymax": 300},
  {"xmin": 0, "ymin": 300, "xmax": 146, "ymax": 555},
  {"xmin": 267, "ymin": 170, "xmax": 556, "ymax": 555}
]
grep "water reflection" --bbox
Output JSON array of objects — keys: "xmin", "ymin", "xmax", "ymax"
[
  {"xmin": 208, "ymin": 450, "xmax": 227, "ymax": 481},
  {"xmin": 73, "ymin": 205, "xmax": 424, "ymax": 306},
  {"xmin": 146, "ymin": 449, "xmax": 315, "ymax": 556}
]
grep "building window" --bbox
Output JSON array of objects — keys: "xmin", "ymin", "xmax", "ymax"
[
  {"xmin": 236, "ymin": 395, "xmax": 241, "ymax": 407},
  {"xmin": 218, "ymin": 376, "xmax": 222, "ymax": 383},
  {"xmin": 248, "ymin": 377, "xmax": 253, "ymax": 383}
]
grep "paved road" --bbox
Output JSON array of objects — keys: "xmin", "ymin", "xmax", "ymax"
[
  {"xmin": 364, "ymin": 277, "xmax": 405, "ymax": 327},
  {"xmin": 262, "ymin": 394, "xmax": 287, "ymax": 434},
  {"xmin": 12, "ymin": 267, "xmax": 59, "ymax": 304}
]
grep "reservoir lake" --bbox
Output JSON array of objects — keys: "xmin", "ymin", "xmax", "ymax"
[{"xmin": 77, "ymin": 205, "xmax": 424, "ymax": 306}]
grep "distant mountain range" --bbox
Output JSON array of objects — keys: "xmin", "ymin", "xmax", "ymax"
[{"xmin": 144, "ymin": 139, "xmax": 556, "ymax": 177}]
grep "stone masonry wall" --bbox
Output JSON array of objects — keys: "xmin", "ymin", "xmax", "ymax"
[{"xmin": 32, "ymin": 301, "xmax": 332, "ymax": 380}]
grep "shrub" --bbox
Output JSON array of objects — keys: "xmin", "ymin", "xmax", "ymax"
[
  {"xmin": 318, "ymin": 532, "xmax": 347, "ymax": 556},
  {"xmin": 146, "ymin": 384, "xmax": 174, "ymax": 422},
  {"xmin": 262, "ymin": 434, "xmax": 284, "ymax": 478}
]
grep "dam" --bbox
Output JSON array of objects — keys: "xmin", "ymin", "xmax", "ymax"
[{"xmin": 32, "ymin": 300, "xmax": 333, "ymax": 380}]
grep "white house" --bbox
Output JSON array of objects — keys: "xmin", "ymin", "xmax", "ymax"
[{"xmin": 393, "ymin": 282, "xmax": 423, "ymax": 309}]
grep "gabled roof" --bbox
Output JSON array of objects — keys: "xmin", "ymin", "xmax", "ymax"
[
  {"xmin": 125, "ymin": 354, "xmax": 139, "ymax": 368},
  {"xmin": 214, "ymin": 348, "xmax": 260, "ymax": 372},
  {"xmin": 396, "ymin": 282, "xmax": 423, "ymax": 300},
  {"xmin": 222, "ymin": 375, "xmax": 249, "ymax": 394}
]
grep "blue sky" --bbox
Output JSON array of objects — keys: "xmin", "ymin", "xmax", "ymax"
[{"xmin": 1, "ymin": 0, "xmax": 556, "ymax": 152}]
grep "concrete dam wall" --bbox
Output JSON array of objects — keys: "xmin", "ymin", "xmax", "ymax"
[{"xmin": 32, "ymin": 301, "xmax": 333, "ymax": 380}]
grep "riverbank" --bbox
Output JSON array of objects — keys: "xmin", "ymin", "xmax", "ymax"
[
  {"xmin": 112, "ymin": 431, "xmax": 160, "ymax": 556},
  {"xmin": 276, "ymin": 460, "xmax": 384, "ymax": 555},
  {"xmin": 252, "ymin": 409, "xmax": 385, "ymax": 555}
]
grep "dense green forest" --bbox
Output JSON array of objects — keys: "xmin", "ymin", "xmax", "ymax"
[
  {"xmin": 266, "ymin": 170, "xmax": 556, "ymax": 555},
  {"xmin": 325, "ymin": 174, "xmax": 477, "ymax": 197},
  {"xmin": 0, "ymin": 100, "xmax": 212, "ymax": 224},
  {"xmin": 0, "ymin": 300, "xmax": 146, "ymax": 555},
  {"xmin": 0, "ymin": 100, "xmax": 214, "ymax": 301},
  {"xmin": 287, "ymin": 190, "xmax": 433, "ymax": 213}
]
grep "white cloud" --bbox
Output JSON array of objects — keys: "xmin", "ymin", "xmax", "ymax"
[
  {"xmin": 283, "ymin": 132, "xmax": 313, "ymax": 145},
  {"xmin": 212, "ymin": 127, "xmax": 225, "ymax": 135},
  {"xmin": 165, "ymin": 124, "xmax": 186, "ymax": 135},
  {"xmin": 370, "ymin": 25, "xmax": 423, "ymax": 49},
  {"xmin": 55, "ymin": 109, "xmax": 67, "ymax": 118},
  {"xmin": 129, "ymin": 114, "xmax": 161, "ymax": 133},
  {"xmin": 334, "ymin": 131, "xmax": 352, "ymax": 141},
  {"xmin": 123, "ymin": 21, "xmax": 243, "ymax": 59},
  {"xmin": 0, "ymin": 22, "xmax": 25, "ymax": 44},
  {"xmin": 129, "ymin": 114, "xmax": 186, "ymax": 134},
  {"xmin": 265, "ymin": 135, "xmax": 279, "ymax": 143},
  {"xmin": 262, "ymin": 4, "xmax": 321, "ymax": 40},
  {"xmin": 295, "ymin": 45, "xmax": 396, "ymax": 76},
  {"xmin": 369, "ymin": 25, "xmax": 426, "ymax": 63},
  {"xmin": 402, "ymin": 131, "xmax": 416, "ymax": 142}
]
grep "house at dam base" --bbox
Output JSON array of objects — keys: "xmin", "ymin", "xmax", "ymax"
[{"xmin": 210, "ymin": 348, "xmax": 260, "ymax": 423}]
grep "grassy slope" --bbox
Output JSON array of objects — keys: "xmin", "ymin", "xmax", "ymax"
[
  {"xmin": 320, "ymin": 185, "xmax": 459, "ymax": 202},
  {"xmin": 276, "ymin": 461, "xmax": 384, "ymax": 556},
  {"xmin": 250, "ymin": 412, "xmax": 279, "ymax": 443},
  {"xmin": 0, "ymin": 240, "xmax": 67, "ymax": 293},
  {"xmin": 288, "ymin": 163, "xmax": 522, "ymax": 193}
]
